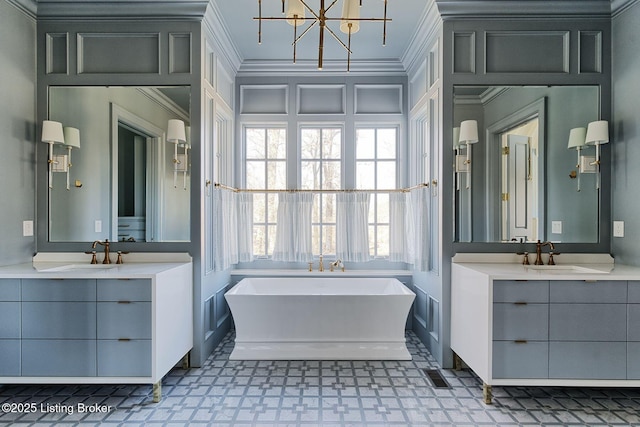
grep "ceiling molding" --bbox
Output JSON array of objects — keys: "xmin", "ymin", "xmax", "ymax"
[
  {"xmin": 612, "ymin": 0, "xmax": 640, "ymax": 17},
  {"xmin": 401, "ymin": 0, "xmax": 442, "ymax": 76},
  {"xmin": 236, "ymin": 59, "xmax": 408, "ymax": 78},
  {"xmin": 33, "ymin": 0, "xmax": 209, "ymax": 20},
  {"xmin": 203, "ymin": 2, "xmax": 243, "ymax": 74},
  {"xmin": 436, "ymin": 0, "xmax": 612, "ymax": 19},
  {"xmin": 7, "ymin": 0, "xmax": 37, "ymax": 18}
]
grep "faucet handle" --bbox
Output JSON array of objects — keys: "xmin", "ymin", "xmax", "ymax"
[
  {"xmin": 548, "ymin": 251, "xmax": 560, "ymax": 266},
  {"xmin": 116, "ymin": 251, "xmax": 130, "ymax": 264},
  {"xmin": 308, "ymin": 262, "xmax": 313, "ymax": 272},
  {"xmin": 516, "ymin": 251, "xmax": 530, "ymax": 265},
  {"xmin": 85, "ymin": 250, "xmax": 98, "ymax": 264}
]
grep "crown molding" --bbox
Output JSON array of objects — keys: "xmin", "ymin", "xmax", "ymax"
[
  {"xmin": 203, "ymin": 2, "xmax": 243, "ymax": 75},
  {"xmin": 7, "ymin": 0, "xmax": 37, "ymax": 18},
  {"xmin": 401, "ymin": 0, "xmax": 442, "ymax": 76},
  {"xmin": 32, "ymin": 0, "xmax": 209, "ymax": 20},
  {"xmin": 236, "ymin": 59, "xmax": 407, "ymax": 77},
  {"xmin": 612, "ymin": 0, "xmax": 640, "ymax": 17},
  {"xmin": 436, "ymin": 0, "xmax": 612, "ymax": 19}
]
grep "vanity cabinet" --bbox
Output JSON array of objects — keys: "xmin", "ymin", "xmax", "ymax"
[
  {"xmin": 0, "ymin": 260, "xmax": 193, "ymax": 402},
  {"xmin": 451, "ymin": 262, "xmax": 640, "ymax": 404},
  {"xmin": 0, "ymin": 279, "xmax": 21, "ymax": 376}
]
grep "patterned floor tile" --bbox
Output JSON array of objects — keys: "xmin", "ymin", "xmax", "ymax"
[{"xmin": 1, "ymin": 331, "xmax": 640, "ymax": 426}]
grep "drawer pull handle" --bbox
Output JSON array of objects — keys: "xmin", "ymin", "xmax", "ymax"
[
  {"xmin": 117, "ymin": 278, "xmax": 131, "ymax": 281},
  {"xmin": 514, "ymin": 340, "xmax": 528, "ymax": 344},
  {"xmin": 118, "ymin": 338, "xmax": 131, "ymax": 342},
  {"xmin": 514, "ymin": 302, "xmax": 528, "ymax": 306},
  {"xmin": 117, "ymin": 300, "xmax": 132, "ymax": 304},
  {"xmin": 515, "ymin": 280, "xmax": 528, "ymax": 282}
]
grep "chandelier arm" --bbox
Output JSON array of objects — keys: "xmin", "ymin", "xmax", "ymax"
[
  {"xmin": 299, "ymin": 0, "xmax": 321, "ymax": 21},
  {"xmin": 323, "ymin": 0, "xmax": 340, "ymax": 14},
  {"xmin": 324, "ymin": 23, "xmax": 352, "ymax": 54},
  {"xmin": 292, "ymin": 20, "xmax": 319, "ymax": 45}
]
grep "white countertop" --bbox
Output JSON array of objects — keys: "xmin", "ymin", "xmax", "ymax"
[
  {"xmin": 0, "ymin": 252, "xmax": 192, "ymax": 279},
  {"xmin": 452, "ymin": 253, "xmax": 640, "ymax": 281}
]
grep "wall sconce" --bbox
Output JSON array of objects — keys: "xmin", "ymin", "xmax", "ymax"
[
  {"xmin": 453, "ymin": 127, "xmax": 463, "ymax": 191},
  {"xmin": 458, "ymin": 120, "xmax": 479, "ymax": 189},
  {"xmin": 41, "ymin": 120, "xmax": 65, "ymax": 189},
  {"xmin": 567, "ymin": 127, "xmax": 587, "ymax": 192},
  {"xmin": 585, "ymin": 120, "xmax": 609, "ymax": 190},
  {"xmin": 167, "ymin": 119, "xmax": 187, "ymax": 189},
  {"xmin": 62, "ymin": 127, "xmax": 80, "ymax": 190}
]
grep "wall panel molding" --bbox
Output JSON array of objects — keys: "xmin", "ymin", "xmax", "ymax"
[
  {"xmin": 169, "ymin": 33, "xmax": 192, "ymax": 74},
  {"xmin": 579, "ymin": 31, "xmax": 603, "ymax": 73},
  {"xmin": 240, "ymin": 85, "xmax": 288, "ymax": 115},
  {"xmin": 484, "ymin": 31, "xmax": 569, "ymax": 73},
  {"xmin": 354, "ymin": 85, "xmax": 403, "ymax": 115},
  {"xmin": 436, "ymin": 0, "xmax": 612, "ymax": 18},
  {"xmin": 297, "ymin": 85, "xmax": 346, "ymax": 115},
  {"xmin": 77, "ymin": 33, "xmax": 160, "ymax": 74},
  {"xmin": 45, "ymin": 33, "xmax": 68, "ymax": 75},
  {"xmin": 452, "ymin": 32, "xmax": 475, "ymax": 74}
]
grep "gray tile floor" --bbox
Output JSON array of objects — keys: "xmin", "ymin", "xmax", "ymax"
[{"xmin": 1, "ymin": 331, "xmax": 640, "ymax": 426}]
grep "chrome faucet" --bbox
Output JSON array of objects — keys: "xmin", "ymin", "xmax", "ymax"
[
  {"xmin": 92, "ymin": 239, "xmax": 112, "ymax": 264},
  {"xmin": 534, "ymin": 240, "xmax": 555, "ymax": 265}
]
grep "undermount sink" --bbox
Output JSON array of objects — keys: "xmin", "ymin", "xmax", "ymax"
[
  {"xmin": 523, "ymin": 265, "xmax": 607, "ymax": 274},
  {"xmin": 39, "ymin": 264, "xmax": 118, "ymax": 272}
]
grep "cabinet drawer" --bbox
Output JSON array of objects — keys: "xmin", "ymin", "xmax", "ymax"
[
  {"xmin": 493, "ymin": 303, "xmax": 548, "ymax": 340},
  {"xmin": 628, "ymin": 342, "xmax": 640, "ymax": 379},
  {"xmin": 0, "ymin": 302, "xmax": 20, "ymax": 338},
  {"xmin": 97, "ymin": 302, "xmax": 151, "ymax": 339},
  {"xmin": 0, "ymin": 279, "xmax": 20, "ymax": 301},
  {"xmin": 22, "ymin": 279, "xmax": 96, "ymax": 301},
  {"xmin": 549, "ymin": 280, "xmax": 627, "ymax": 303},
  {"xmin": 97, "ymin": 279, "xmax": 151, "ymax": 302},
  {"xmin": 629, "ymin": 304, "xmax": 640, "ymax": 341},
  {"xmin": 629, "ymin": 281, "xmax": 640, "ymax": 304},
  {"xmin": 22, "ymin": 340, "xmax": 97, "ymax": 376},
  {"xmin": 492, "ymin": 341, "xmax": 548, "ymax": 379},
  {"xmin": 0, "ymin": 340, "xmax": 21, "ymax": 376},
  {"xmin": 549, "ymin": 304, "xmax": 626, "ymax": 341},
  {"xmin": 493, "ymin": 280, "xmax": 549, "ymax": 303},
  {"xmin": 549, "ymin": 342, "xmax": 626, "ymax": 379},
  {"xmin": 97, "ymin": 340, "xmax": 151, "ymax": 376},
  {"xmin": 22, "ymin": 302, "xmax": 96, "ymax": 339}
]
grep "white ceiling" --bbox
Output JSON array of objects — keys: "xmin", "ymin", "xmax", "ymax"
[{"xmin": 213, "ymin": 0, "xmax": 429, "ymax": 67}]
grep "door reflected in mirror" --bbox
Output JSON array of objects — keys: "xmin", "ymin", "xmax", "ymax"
[
  {"xmin": 48, "ymin": 86, "xmax": 191, "ymax": 243},
  {"xmin": 453, "ymin": 85, "xmax": 600, "ymax": 244}
]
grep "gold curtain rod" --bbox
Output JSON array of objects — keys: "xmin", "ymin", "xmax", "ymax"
[{"xmin": 214, "ymin": 183, "xmax": 429, "ymax": 194}]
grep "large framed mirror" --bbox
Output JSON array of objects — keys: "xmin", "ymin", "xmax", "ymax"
[
  {"xmin": 48, "ymin": 86, "xmax": 191, "ymax": 243},
  {"xmin": 453, "ymin": 85, "xmax": 600, "ymax": 244}
]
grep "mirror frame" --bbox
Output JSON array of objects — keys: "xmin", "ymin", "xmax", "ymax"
[
  {"xmin": 449, "ymin": 84, "xmax": 612, "ymax": 255},
  {"xmin": 37, "ymin": 85, "xmax": 195, "ymax": 254}
]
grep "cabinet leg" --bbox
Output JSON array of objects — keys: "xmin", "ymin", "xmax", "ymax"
[
  {"xmin": 453, "ymin": 352, "xmax": 462, "ymax": 371},
  {"xmin": 482, "ymin": 383, "xmax": 492, "ymax": 405},
  {"xmin": 181, "ymin": 352, "xmax": 190, "ymax": 369},
  {"xmin": 153, "ymin": 381, "xmax": 162, "ymax": 403}
]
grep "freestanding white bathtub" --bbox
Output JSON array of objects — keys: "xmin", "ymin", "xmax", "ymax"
[{"xmin": 224, "ymin": 277, "xmax": 416, "ymax": 360}]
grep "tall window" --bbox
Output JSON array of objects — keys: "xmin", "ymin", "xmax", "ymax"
[
  {"xmin": 355, "ymin": 127, "xmax": 398, "ymax": 257},
  {"xmin": 244, "ymin": 127, "xmax": 286, "ymax": 257},
  {"xmin": 300, "ymin": 127, "xmax": 342, "ymax": 255}
]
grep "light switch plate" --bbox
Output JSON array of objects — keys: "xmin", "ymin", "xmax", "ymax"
[
  {"xmin": 551, "ymin": 221, "xmax": 562, "ymax": 234},
  {"xmin": 95, "ymin": 220, "xmax": 102, "ymax": 233},
  {"xmin": 23, "ymin": 220, "xmax": 34, "ymax": 237},
  {"xmin": 613, "ymin": 221, "xmax": 624, "ymax": 238},
  {"xmin": 580, "ymin": 155, "xmax": 597, "ymax": 173}
]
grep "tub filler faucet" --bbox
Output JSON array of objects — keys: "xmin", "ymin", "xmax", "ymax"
[{"xmin": 330, "ymin": 259, "xmax": 345, "ymax": 272}]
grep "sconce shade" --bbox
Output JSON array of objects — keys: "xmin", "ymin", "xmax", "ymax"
[
  {"xmin": 567, "ymin": 127, "xmax": 587, "ymax": 150},
  {"xmin": 340, "ymin": 0, "xmax": 361, "ymax": 34},
  {"xmin": 286, "ymin": 0, "xmax": 306, "ymax": 26},
  {"xmin": 453, "ymin": 127, "xmax": 461, "ymax": 149},
  {"xmin": 585, "ymin": 120, "xmax": 609, "ymax": 145},
  {"xmin": 41, "ymin": 120, "xmax": 65, "ymax": 144},
  {"xmin": 167, "ymin": 119, "xmax": 186, "ymax": 144},
  {"xmin": 63, "ymin": 127, "xmax": 80, "ymax": 149},
  {"xmin": 459, "ymin": 120, "xmax": 479, "ymax": 144}
]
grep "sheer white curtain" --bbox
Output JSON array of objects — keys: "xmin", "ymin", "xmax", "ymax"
[
  {"xmin": 272, "ymin": 192, "xmax": 314, "ymax": 262},
  {"xmin": 336, "ymin": 192, "xmax": 371, "ymax": 262},
  {"xmin": 213, "ymin": 188, "xmax": 254, "ymax": 271},
  {"xmin": 389, "ymin": 187, "xmax": 430, "ymax": 271}
]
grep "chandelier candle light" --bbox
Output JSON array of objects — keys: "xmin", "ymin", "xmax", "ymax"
[{"xmin": 255, "ymin": 0, "xmax": 390, "ymax": 71}]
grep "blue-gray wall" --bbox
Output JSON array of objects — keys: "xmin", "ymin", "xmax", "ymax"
[
  {"xmin": 612, "ymin": 0, "xmax": 640, "ymax": 266},
  {"xmin": 0, "ymin": 1, "xmax": 36, "ymax": 266}
]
